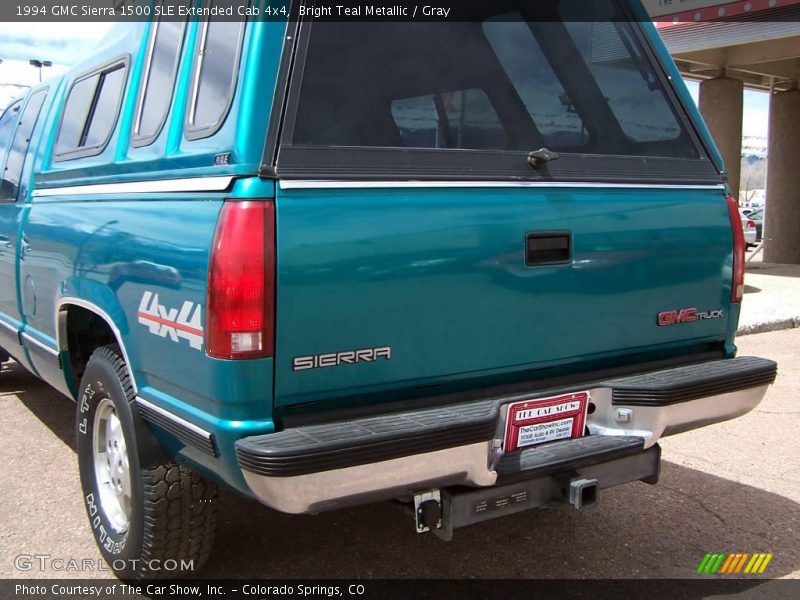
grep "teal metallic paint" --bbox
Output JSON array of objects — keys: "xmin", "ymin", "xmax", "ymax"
[
  {"xmin": 0, "ymin": 202, "xmax": 28, "ymax": 329},
  {"xmin": 231, "ymin": 176, "xmax": 275, "ymax": 199},
  {"xmin": 13, "ymin": 16, "xmax": 287, "ymax": 487},
  {"xmin": 1, "ymin": 84, "xmax": 63, "ymax": 375},
  {"xmin": 0, "ymin": 3, "xmax": 744, "ymax": 498},
  {"xmin": 19, "ymin": 192, "xmax": 276, "ymax": 492},
  {"xmin": 274, "ymin": 185, "xmax": 734, "ymax": 408},
  {"xmin": 635, "ymin": 17, "xmax": 736, "ymax": 354},
  {"xmin": 139, "ymin": 383, "xmax": 275, "ymax": 496},
  {"xmin": 228, "ymin": 21, "xmax": 286, "ymax": 170},
  {"xmin": 724, "ymin": 303, "xmax": 742, "ymax": 358}
]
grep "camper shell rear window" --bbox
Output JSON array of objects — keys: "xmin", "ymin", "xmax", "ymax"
[{"xmin": 276, "ymin": 0, "xmax": 721, "ymax": 183}]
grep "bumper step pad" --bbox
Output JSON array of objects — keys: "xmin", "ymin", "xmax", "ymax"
[
  {"xmin": 605, "ymin": 356, "xmax": 777, "ymax": 406},
  {"xmin": 236, "ymin": 400, "xmax": 499, "ymax": 477},
  {"xmin": 496, "ymin": 435, "xmax": 646, "ymax": 482}
]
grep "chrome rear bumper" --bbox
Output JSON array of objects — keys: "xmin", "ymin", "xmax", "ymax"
[{"xmin": 237, "ymin": 356, "xmax": 776, "ymax": 514}]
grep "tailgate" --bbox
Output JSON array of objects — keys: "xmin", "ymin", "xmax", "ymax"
[{"xmin": 273, "ymin": 184, "xmax": 733, "ymax": 407}]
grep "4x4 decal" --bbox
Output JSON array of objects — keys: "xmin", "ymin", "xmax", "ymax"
[{"xmin": 137, "ymin": 291, "xmax": 204, "ymax": 350}]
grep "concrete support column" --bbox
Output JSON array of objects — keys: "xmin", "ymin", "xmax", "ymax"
[
  {"xmin": 764, "ymin": 88, "xmax": 800, "ymax": 264},
  {"xmin": 699, "ymin": 77, "xmax": 744, "ymax": 198}
]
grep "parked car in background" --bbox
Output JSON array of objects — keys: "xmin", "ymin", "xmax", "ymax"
[
  {"xmin": 742, "ymin": 215, "xmax": 758, "ymax": 246},
  {"xmin": 747, "ymin": 209, "xmax": 764, "ymax": 243}
]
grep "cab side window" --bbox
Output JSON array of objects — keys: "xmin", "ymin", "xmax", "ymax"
[
  {"xmin": 1, "ymin": 89, "xmax": 48, "ymax": 202},
  {"xmin": 0, "ymin": 101, "xmax": 22, "ymax": 200},
  {"xmin": 0, "ymin": 101, "xmax": 22, "ymax": 165},
  {"xmin": 54, "ymin": 59, "xmax": 129, "ymax": 161},
  {"xmin": 185, "ymin": 5, "xmax": 245, "ymax": 141}
]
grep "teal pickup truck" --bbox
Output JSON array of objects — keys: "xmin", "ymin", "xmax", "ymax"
[{"xmin": 0, "ymin": 0, "xmax": 777, "ymax": 579}]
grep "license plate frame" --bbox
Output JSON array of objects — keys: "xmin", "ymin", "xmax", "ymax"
[{"xmin": 504, "ymin": 391, "xmax": 590, "ymax": 452}]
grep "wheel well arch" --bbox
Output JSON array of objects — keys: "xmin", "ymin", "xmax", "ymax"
[{"xmin": 57, "ymin": 300, "xmax": 138, "ymax": 399}]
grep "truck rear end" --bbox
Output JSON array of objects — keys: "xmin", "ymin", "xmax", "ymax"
[
  {"xmin": 26, "ymin": 1, "xmax": 777, "ymax": 577},
  {"xmin": 229, "ymin": 1, "xmax": 777, "ymax": 532}
]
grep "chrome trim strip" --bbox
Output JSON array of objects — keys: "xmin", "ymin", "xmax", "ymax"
[
  {"xmin": 55, "ymin": 298, "xmax": 138, "ymax": 394},
  {"xmin": 0, "ymin": 317, "xmax": 19, "ymax": 341},
  {"xmin": 279, "ymin": 180, "xmax": 727, "ymax": 191},
  {"xmin": 135, "ymin": 396, "xmax": 214, "ymax": 441},
  {"xmin": 20, "ymin": 332, "xmax": 59, "ymax": 358},
  {"xmin": 32, "ymin": 175, "xmax": 234, "ymax": 197}
]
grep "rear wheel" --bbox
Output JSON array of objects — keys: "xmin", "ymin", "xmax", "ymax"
[{"xmin": 76, "ymin": 345, "xmax": 218, "ymax": 579}]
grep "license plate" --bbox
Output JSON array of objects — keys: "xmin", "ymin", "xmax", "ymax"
[{"xmin": 504, "ymin": 392, "xmax": 590, "ymax": 452}]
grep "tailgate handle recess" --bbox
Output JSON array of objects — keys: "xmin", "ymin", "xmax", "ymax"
[{"xmin": 526, "ymin": 232, "xmax": 572, "ymax": 266}]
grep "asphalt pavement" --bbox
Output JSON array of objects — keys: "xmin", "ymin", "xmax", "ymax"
[{"xmin": 1, "ymin": 328, "xmax": 798, "ymax": 584}]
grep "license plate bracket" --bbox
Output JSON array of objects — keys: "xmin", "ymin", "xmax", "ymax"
[{"xmin": 504, "ymin": 392, "xmax": 590, "ymax": 452}]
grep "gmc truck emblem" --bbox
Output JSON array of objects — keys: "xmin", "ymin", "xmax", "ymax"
[
  {"xmin": 137, "ymin": 291, "xmax": 204, "ymax": 350},
  {"xmin": 658, "ymin": 308, "xmax": 723, "ymax": 327},
  {"xmin": 293, "ymin": 347, "xmax": 392, "ymax": 371}
]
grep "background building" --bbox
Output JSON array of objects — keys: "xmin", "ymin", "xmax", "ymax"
[{"xmin": 647, "ymin": 0, "xmax": 800, "ymax": 263}]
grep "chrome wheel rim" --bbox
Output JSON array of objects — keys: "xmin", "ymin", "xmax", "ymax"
[{"xmin": 92, "ymin": 398, "xmax": 132, "ymax": 533}]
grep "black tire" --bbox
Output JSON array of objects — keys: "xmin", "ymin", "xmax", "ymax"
[{"xmin": 76, "ymin": 344, "xmax": 218, "ymax": 579}]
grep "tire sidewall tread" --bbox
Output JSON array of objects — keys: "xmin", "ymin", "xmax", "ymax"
[{"xmin": 76, "ymin": 344, "xmax": 217, "ymax": 579}]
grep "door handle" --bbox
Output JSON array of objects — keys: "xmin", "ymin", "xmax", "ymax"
[{"xmin": 525, "ymin": 232, "xmax": 572, "ymax": 266}]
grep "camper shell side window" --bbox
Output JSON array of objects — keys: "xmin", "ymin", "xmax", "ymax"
[
  {"xmin": 132, "ymin": 18, "xmax": 188, "ymax": 148},
  {"xmin": 185, "ymin": 5, "xmax": 246, "ymax": 141},
  {"xmin": 54, "ymin": 57, "xmax": 130, "ymax": 161}
]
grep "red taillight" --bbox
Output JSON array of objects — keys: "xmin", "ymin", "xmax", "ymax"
[
  {"xmin": 206, "ymin": 200, "xmax": 275, "ymax": 359},
  {"xmin": 726, "ymin": 195, "xmax": 746, "ymax": 303},
  {"xmin": 746, "ymin": 220, "xmax": 756, "ymax": 229}
]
